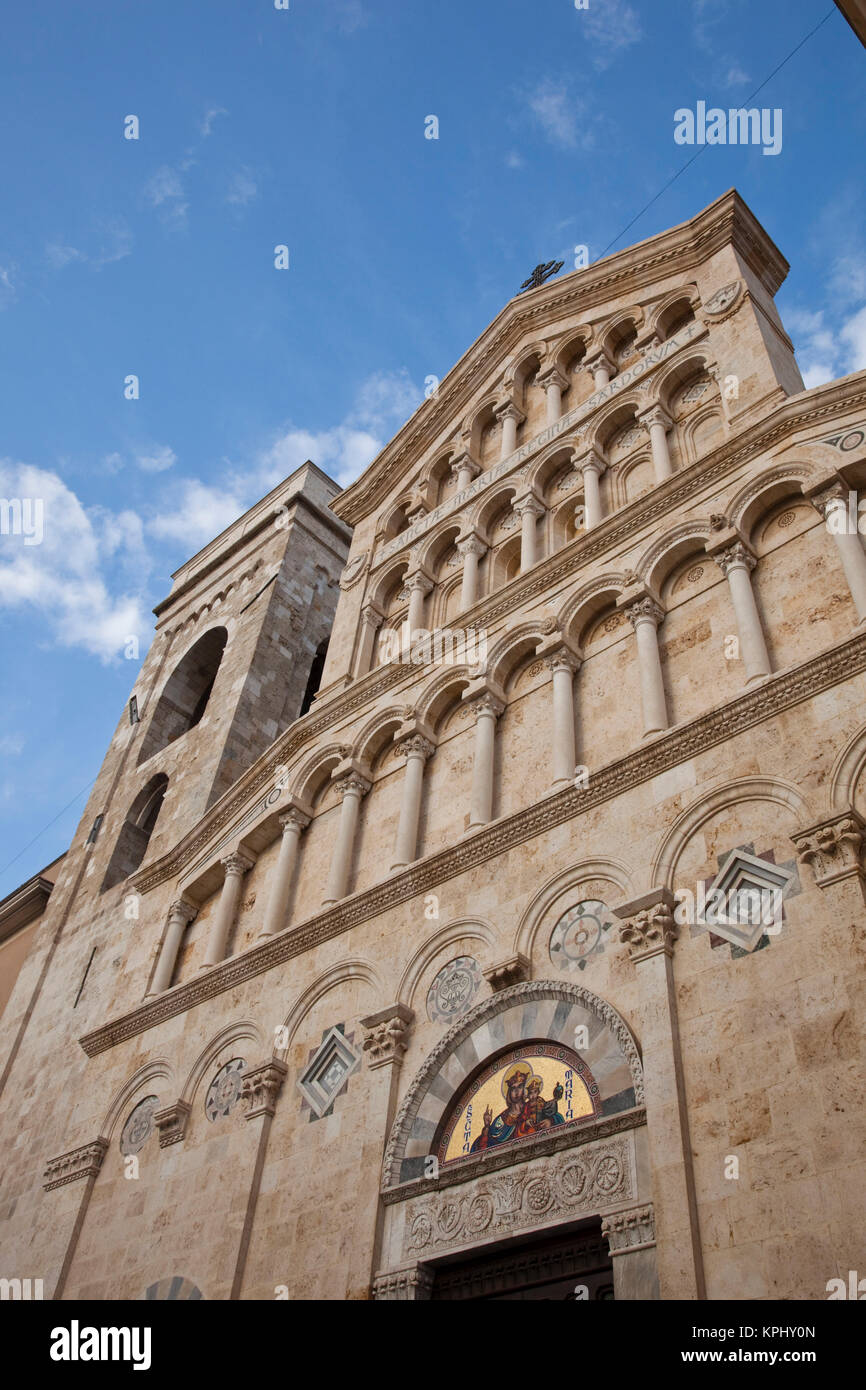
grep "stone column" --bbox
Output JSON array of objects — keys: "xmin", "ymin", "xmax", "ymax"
[
  {"xmin": 356, "ymin": 602, "xmax": 384, "ymax": 676},
  {"xmin": 624, "ymin": 595, "xmax": 668, "ymax": 736},
  {"xmin": 638, "ymin": 405, "xmax": 674, "ymax": 484},
  {"xmin": 537, "ymin": 637, "xmax": 581, "ymax": 788},
  {"xmin": 587, "ymin": 351, "xmax": 615, "ymax": 391},
  {"xmin": 579, "ymin": 449, "xmax": 607, "ymax": 529},
  {"xmin": 614, "ymin": 890, "xmax": 705, "ymax": 1300},
  {"xmin": 463, "ymin": 688, "xmax": 505, "ymax": 829},
  {"xmin": 259, "ymin": 806, "xmax": 311, "ymax": 938},
  {"xmin": 451, "ymin": 452, "xmax": 481, "ymax": 493},
  {"xmin": 495, "ymin": 401, "xmax": 525, "ymax": 460},
  {"xmin": 406, "ymin": 572, "xmax": 433, "ymax": 640},
  {"xmin": 323, "ymin": 770, "xmax": 371, "ymax": 905},
  {"xmin": 149, "ymin": 898, "xmax": 197, "ymax": 995},
  {"xmin": 602, "ymin": 1205, "xmax": 660, "ymax": 1300},
  {"xmin": 391, "ymin": 735, "xmax": 435, "ymax": 871},
  {"xmin": 202, "ymin": 852, "xmax": 255, "ymax": 968},
  {"xmin": 516, "ymin": 495, "xmax": 545, "ymax": 571},
  {"xmin": 807, "ymin": 481, "xmax": 866, "ymax": 623},
  {"xmin": 708, "ymin": 537, "xmax": 771, "ymax": 683},
  {"xmin": 457, "ymin": 534, "xmax": 486, "ymax": 611},
  {"xmin": 538, "ymin": 367, "xmax": 570, "ymax": 424}
]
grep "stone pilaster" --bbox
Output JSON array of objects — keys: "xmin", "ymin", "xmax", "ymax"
[{"xmin": 615, "ymin": 888, "xmax": 705, "ymax": 1300}]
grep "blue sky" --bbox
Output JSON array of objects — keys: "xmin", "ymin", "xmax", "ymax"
[{"xmin": 1, "ymin": 0, "xmax": 864, "ymax": 897}]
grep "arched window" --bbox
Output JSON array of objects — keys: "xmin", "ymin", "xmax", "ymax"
[
  {"xmin": 299, "ymin": 639, "xmax": 329, "ymax": 717},
  {"xmin": 100, "ymin": 774, "xmax": 168, "ymax": 891},
  {"xmin": 137, "ymin": 627, "xmax": 228, "ymax": 766}
]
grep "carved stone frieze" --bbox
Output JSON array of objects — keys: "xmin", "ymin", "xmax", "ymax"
[
  {"xmin": 44, "ymin": 1138, "xmax": 108, "ymax": 1191},
  {"xmin": 402, "ymin": 1136, "xmax": 635, "ymax": 1260}
]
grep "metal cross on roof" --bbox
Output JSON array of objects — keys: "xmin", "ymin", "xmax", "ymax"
[{"xmin": 519, "ymin": 259, "xmax": 564, "ymax": 293}]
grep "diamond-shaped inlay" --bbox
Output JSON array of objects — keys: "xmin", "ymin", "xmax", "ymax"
[
  {"xmin": 298, "ymin": 1026, "xmax": 361, "ymax": 1119},
  {"xmin": 698, "ymin": 849, "xmax": 794, "ymax": 953}
]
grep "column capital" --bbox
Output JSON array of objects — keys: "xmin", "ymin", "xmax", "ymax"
[
  {"xmin": 586, "ymin": 349, "xmax": 615, "ymax": 376},
  {"xmin": 791, "ymin": 809, "xmax": 866, "ymax": 890},
  {"xmin": 406, "ymin": 568, "xmax": 434, "ymax": 596},
  {"xmin": 576, "ymin": 446, "xmax": 607, "ymax": 477},
  {"xmin": 279, "ymin": 803, "xmax": 312, "ymax": 835},
  {"xmin": 514, "ymin": 492, "xmax": 545, "ymax": 519},
  {"xmin": 333, "ymin": 769, "xmax": 372, "ymax": 801},
  {"xmin": 711, "ymin": 538, "xmax": 757, "ymax": 577},
  {"xmin": 537, "ymin": 366, "xmax": 570, "ymax": 393},
  {"xmin": 168, "ymin": 898, "xmax": 198, "ymax": 926},
  {"xmin": 536, "ymin": 631, "xmax": 582, "ymax": 671},
  {"xmin": 621, "ymin": 591, "xmax": 664, "ymax": 630},
  {"xmin": 802, "ymin": 473, "xmax": 848, "ymax": 519},
  {"xmin": 601, "ymin": 1202, "xmax": 656, "ymax": 1255},
  {"xmin": 360, "ymin": 601, "xmax": 385, "ymax": 632},
  {"xmin": 451, "ymin": 451, "xmax": 481, "ymax": 484},
  {"xmin": 396, "ymin": 733, "xmax": 435, "ymax": 762},
  {"xmin": 462, "ymin": 679, "xmax": 506, "ymax": 720},
  {"xmin": 456, "ymin": 531, "xmax": 487, "ymax": 560},
  {"xmin": 360, "ymin": 1003, "xmax": 414, "ymax": 1070},
  {"xmin": 614, "ymin": 888, "xmax": 678, "ymax": 962},
  {"xmin": 637, "ymin": 403, "xmax": 673, "ymax": 432},
  {"xmin": 242, "ymin": 1059, "xmax": 288, "ymax": 1120},
  {"xmin": 221, "ymin": 851, "xmax": 255, "ymax": 878},
  {"xmin": 494, "ymin": 399, "xmax": 526, "ymax": 426}
]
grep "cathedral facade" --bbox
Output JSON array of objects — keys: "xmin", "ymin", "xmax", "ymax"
[{"xmin": 2, "ymin": 188, "xmax": 865, "ymax": 1301}]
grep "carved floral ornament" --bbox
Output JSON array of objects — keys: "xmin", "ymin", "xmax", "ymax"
[{"xmin": 792, "ymin": 810, "xmax": 866, "ymax": 888}]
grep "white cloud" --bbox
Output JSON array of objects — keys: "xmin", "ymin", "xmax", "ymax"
[
  {"xmin": 256, "ymin": 369, "xmax": 423, "ymax": 490},
  {"xmin": 226, "ymin": 168, "xmax": 258, "ymax": 207},
  {"xmin": 0, "ymin": 735, "xmax": 24, "ymax": 757},
  {"xmin": 148, "ymin": 478, "xmax": 248, "ymax": 548},
  {"xmin": 0, "ymin": 262, "xmax": 17, "ymax": 309},
  {"xmin": 787, "ymin": 301, "xmax": 866, "ymax": 389},
  {"xmin": 144, "ymin": 165, "xmax": 190, "ymax": 228},
  {"xmin": 725, "ymin": 65, "xmax": 751, "ymax": 88},
  {"xmin": 0, "ymin": 460, "xmax": 150, "ymax": 662},
  {"xmin": 585, "ymin": 0, "xmax": 643, "ymax": 69},
  {"xmin": 136, "ymin": 445, "xmax": 177, "ymax": 474},
  {"xmin": 505, "ymin": 151, "xmax": 525, "ymax": 170},
  {"xmin": 199, "ymin": 106, "xmax": 228, "ymax": 137},
  {"xmin": 46, "ymin": 244, "xmax": 85, "ymax": 270},
  {"xmin": 526, "ymin": 81, "xmax": 589, "ymax": 151}
]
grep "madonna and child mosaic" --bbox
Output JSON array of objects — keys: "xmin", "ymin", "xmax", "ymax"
[{"xmin": 437, "ymin": 1043, "xmax": 601, "ymax": 1165}]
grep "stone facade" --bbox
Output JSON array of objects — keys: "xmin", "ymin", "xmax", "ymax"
[{"xmin": 1, "ymin": 189, "xmax": 865, "ymax": 1301}]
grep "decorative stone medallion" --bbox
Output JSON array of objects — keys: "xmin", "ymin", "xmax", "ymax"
[
  {"xmin": 205, "ymin": 1058, "xmax": 246, "ymax": 1122},
  {"xmin": 549, "ymin": 900, "xmax": 615, "ymax": 973},
  {"xmin": 120, "ymin": 1096, "xmax": 160, "ymax": 1155},
  {"xmin": 703, "ymin": 280, "xmax": 743, "ymax": 318},
  {"xmin": 426, "ymin": 956, "xmax": 483, "ymax": 1024}
]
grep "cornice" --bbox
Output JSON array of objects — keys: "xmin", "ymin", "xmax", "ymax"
[
  {"xmin": 332, "ymin": 190, "xmax": 788, "ymax": 525},
  {"xmin": 81, "ymin": 626, "xmax": 866, "ymax": 1057},
  {"xmin": 129, "ymin": 372, "xmax": 866, "ymax": 897}
]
